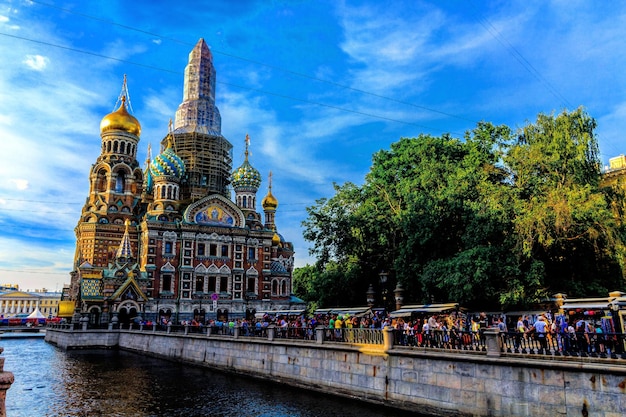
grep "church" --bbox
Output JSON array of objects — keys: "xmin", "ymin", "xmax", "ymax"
[{"xmin": 66, "ymin": 38, "xmax": 302, "ymax": 325}]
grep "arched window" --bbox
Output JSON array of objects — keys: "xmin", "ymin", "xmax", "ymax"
[
  {"xmin": 115, "ymin": 172, "xmax": 125, "ymax": 193},
  {"xmin": 242, "ymin": 196, "xmax": 247, "ymax": 208},
  {"xmin": 272, "ymin": 280, "xmax": 278, "ymax": 295},
  {"xmin": 96, "ymin": 169, "xmax": 107, "ymax": 192}
]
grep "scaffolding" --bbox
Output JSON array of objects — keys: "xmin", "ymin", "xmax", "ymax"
[{"xmin": 163, "ymin": 131, "xmax": 233, "ymax": 200}]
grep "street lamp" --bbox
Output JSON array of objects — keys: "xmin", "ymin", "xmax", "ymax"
[
  {"xmin": 379, "ymin": 271, "xmax": 389, "ymax": 311},
  {"xmin": 366, "ymin": 284, "xmax": 375, "ymax": 308}
]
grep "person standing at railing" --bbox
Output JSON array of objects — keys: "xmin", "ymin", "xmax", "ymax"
[
  {"xmin": 527, "ymin": 315, "xmax": 548, "ymax": 353},
  {"xmin": 334, "ymin": 315, "xmax": 344, "ymax": 341}
]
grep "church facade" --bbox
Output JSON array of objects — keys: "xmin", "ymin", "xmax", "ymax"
[{"xmin": 67, "ymin": 39, "xmax": 301, "ymax": 325}]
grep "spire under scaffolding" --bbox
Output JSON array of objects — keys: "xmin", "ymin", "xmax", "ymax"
[{"xmin": 114, "ymin": 74, "xmax": 134, "ymax": 113}]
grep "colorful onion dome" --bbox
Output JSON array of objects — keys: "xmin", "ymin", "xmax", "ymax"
[
  {"xmin": 149, "ymin": 144, "xmax": 185, "ymax": 179},
  {"xmin": 100, "ymin": 97, "xmax": 141, "ymax": 137},
  {"xmin": 232, "ymin": 134, "xmax": 261, "ymax": 191},
  {"xmin": 232, "ymin": 159, "xmax": 261, "ymax": 191}
]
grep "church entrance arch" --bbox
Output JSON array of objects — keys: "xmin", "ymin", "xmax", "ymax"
[
  {"xmin": 87, "ymin": 306, "xmax": 101, "ymax": 327},
  {"xmin": 117, "ymin": 300, "xmax": 141, "ymax": 325}
]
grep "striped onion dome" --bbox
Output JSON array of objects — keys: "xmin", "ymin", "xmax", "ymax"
[
  {"xmin": 149, "ymin": 145, "xmax": 185, "ymax": 180},
  {"xmin": 232, "ymin": 158, "xmax": 261, "ymax": 191}
]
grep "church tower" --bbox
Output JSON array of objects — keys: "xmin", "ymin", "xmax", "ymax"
[
  {"xmin": 73, "ymin": 78, "xmax": 143, "ymax": 270},
  {"xmin": 166, "ymin": 38, "xmax": 233, "ymax": 200},
  {"xmin": 232, "ymin": 134, "xmax": 263, "ymax": 229}
]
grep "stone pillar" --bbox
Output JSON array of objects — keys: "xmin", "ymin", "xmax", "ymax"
[
  {"xmin": 267, "ymin": 325, "xmax": 275, "ymax": 341},
  {"xmin": 315, "ymin": 325, "xmax": 325, "ymax": 344},
  {"xmin": 167, "ymin": 322, "xmax": 172, "ymax": 334},
  {"xmin": 234, "ymin": 325, "xmax": 240, "ymax": 339},
  {"xmin": 484, "ymin": 328, "xmax": 501, "ymax": 357},
  {"xmin": 184, "ymin": 325, "xmax": 189, "ymax": 335},
  {"xmin": 80, "ymin": 316, "xmax": 88, "ymax": 331},
  {"xmin": 0, "ymin": 348, "xmax": 14, "ymax": 417},
  {"xmin": 207, "ymin": 326, "xmax": 212, "ymax": 336},
  {"xmin": 383, "ymin": 326, "xmax": 395, "ymax": 351}
]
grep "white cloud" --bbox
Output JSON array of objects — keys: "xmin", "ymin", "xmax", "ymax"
[
  {"xmin": 9, "ymin": 178, "xmax": 29, "ymax": 190},
  {"xmin": 23, "ymin": 54, "xmax": 48, "ymax": 71}
]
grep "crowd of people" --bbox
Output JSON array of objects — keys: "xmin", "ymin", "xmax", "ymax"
[{"xmin": 139, "ymin": 308, "xmax": 620, "ymax": 356}]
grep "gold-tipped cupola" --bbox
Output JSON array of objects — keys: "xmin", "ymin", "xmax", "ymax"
[{"xmin": 100, "ymin": 95, "xmax": 141, "ymax": 137}]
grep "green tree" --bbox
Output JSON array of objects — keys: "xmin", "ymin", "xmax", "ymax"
[
  {"xmin": 505, "ymin": 108, "xmax": 625, "ymax": 299},
  {"xmin": 299, "ymin": 108, "xmax": 626, "ymax": 311}
]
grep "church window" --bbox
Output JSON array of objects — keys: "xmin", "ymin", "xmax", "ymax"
[
  {"xmin": 209, "ymin": 244, "xmax": 217, "ymax": 257},
  {"xmin": 208, "ymin": 276, "xmax": 217, "ymax": 293},
  {"xmin": 271, "ymin": 280, "xmax": 278, "ymax": 295},
  {"xmin": 248, "ymin": 247, "xmax": 255, "ymax": 261},
  {"xmin": 219, "ymin": 276, "xmax": 228, "ymax": 293},
  {"xmin": 281, "ymin": 280, "xmax": 287, "ymax": 296},
  {"xmin": 221, "ymin": 245, "xmax": 228, "ymax": 257},
  {"xmin": 115, "ymin": 172, "xmax": 125, "ymax": 193},
  {"xmin": 113, "ymin": 141, "xmax": 119, "ymax": 153},
  {"xmin": 160, "ymin": 185, "xmax": 166, "ymax": 199},
  {"xmin": 246, "ymin": 277, "xmax": 256, "ymax": 294},
  {"xmin": 197, "ymin": 243, "xmax": 205, "ymax": 256},
  {"xmin": 242, "ymin": 196, "xmax": 247, "ymax": 208},
  {"xmin": 165, "ymin": 242, "xmax": 173, "ymax": 254},
  {"xmin": 195, "ymin": 276, "xmax": 204, "ymax": 292},
  {"xmin": 162, "ymin": 274, "xmax": 172, "ymax": 292}
]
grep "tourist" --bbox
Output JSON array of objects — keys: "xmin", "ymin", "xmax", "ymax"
[{"xmin": 527, "ymin": 316, "xmax": 548, "ymax": 353}]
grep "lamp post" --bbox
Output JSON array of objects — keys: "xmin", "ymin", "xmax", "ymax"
[
  {"xmin": 379, "ymin": 271, "xmax": 389, "ymax": 312},
  {"xmin": 366, "ymin": 284, "xmax": 376, "ymax": 309},
  {"xmin": 394, "ymin": 282, "xmax": 404, "ymax": 311}
]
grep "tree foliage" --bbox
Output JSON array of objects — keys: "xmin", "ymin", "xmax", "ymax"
[{"xmin": 297, "ymin": 108, "xmax": 626, "ymax": 310}]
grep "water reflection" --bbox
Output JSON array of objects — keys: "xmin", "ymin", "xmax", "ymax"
[{"xmin": 3, "ymin": 339, "xmax": 422, "ymax": 417}]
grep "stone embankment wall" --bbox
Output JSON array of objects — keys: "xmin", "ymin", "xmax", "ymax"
[{"xmin": 45, "ymin": 328, "xmax": 626, "ymax": 417}]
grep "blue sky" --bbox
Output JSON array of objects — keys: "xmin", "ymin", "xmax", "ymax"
[{"xmin": 1, "ymin": 0, "xmax": 626, "ymax": 291}]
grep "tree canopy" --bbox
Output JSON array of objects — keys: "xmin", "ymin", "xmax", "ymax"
[{"xmin": 296, "ymin": 108, "xmax": 626, "ymax": 310}]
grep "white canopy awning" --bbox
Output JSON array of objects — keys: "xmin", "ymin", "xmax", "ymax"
[
  {"xmin": 313, "ymin": 307, "xmax": 372, "ymax": 317},
  {"xmin": 560, "ymin": 302, "xmax": 611, "ymax": 310},
  {"xmin": 27, "ymin": 308, "xmax": 46, "ymax": 319},
  {"xmin": 389, "ymin": 303, "xmax": 461, "ymax": 318}
]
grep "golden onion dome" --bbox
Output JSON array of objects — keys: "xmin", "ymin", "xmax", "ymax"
[
  {"xmin": 100, "ymin": 97, "xmax": 141, "ymax": 137},
  {"xmin": 272, "ymin": 232, "xmax": 281, "ymax": 246},
  {"xmin": 262, "ymin": 190, "xmax": 278, "ymax": 210}
]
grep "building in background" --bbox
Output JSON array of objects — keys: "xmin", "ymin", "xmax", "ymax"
[
  {"xmin": 67, "ymin": 39, "xmax": 302, "ymax": 326},
  {"xmin": 0, "ymin": 286, "xmax": 62, "ymax": 320}
]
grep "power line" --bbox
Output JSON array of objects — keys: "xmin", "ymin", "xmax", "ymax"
[
  {"xmin": 0, "ymin": 268, "xmax": 69, "ymax": 276},
  {"xmin": 27, "ymin": 0, "xmax": 478, "ymax": 124},
  {"xmin": 467, "ymin": 1, "xmax": 573, "ymax": 109}
]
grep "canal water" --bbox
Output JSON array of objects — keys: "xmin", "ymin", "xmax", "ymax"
[{"xmin": 2, "ymin": 338, "xmax": 424, "ymax": 417}]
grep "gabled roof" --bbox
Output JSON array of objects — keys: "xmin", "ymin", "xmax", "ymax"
[{"xmin": 109, "ymin": 277, "xmax": 147, "ymax": 302}]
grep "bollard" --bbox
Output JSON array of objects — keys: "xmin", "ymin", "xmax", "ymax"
[
  {"xmin": 315, "ymin": 325, "xmax": 325, "ymax": 344},
  {"xmin": 484, "ymin": 328, "xmax": 501, "ymax": 357},
  {"xmin": 152, "ymin": 323, "xmax": 157, "ymax": 332},
  {"xmin": 267, "ymin": 325, "xmax": 276, "ymax": 341},
  {"xmin": 167, "ymin": 322, "xmax": 172, "ymax": 334},
  {"xmin": 207, "ymin": 326, "xmax": 212, "ymax": 336},
  {"xmin": 383, "ymin": 326, "xmax": 395, "ymax": 351},
  {"xmin": 184, "ymin": 325, "xmax": 189, "ymax": 335},
  {"xmin": 234, "ymin": 325, "xmax": 240, "ymax": 339},
  {"xmin": 0, "ymin": 348, "xmax": 14, "ymax": 417}
]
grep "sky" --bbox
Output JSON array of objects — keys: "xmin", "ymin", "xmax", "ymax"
[{"xmin": 1, "ymin": 0, "xmax": 626, "ymax": 292}]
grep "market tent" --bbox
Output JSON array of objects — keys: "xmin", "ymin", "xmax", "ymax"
[
  {"xmin": 313, "ymin": 307, "xmax": 372, "ymax": 317},
  {"xmin": 560, "ymin": 297, "xmax": 612, "ymax": 311},
  {"xmin": 254, "ymin": 309, "xmax": 306, "ymax": 319},
  {"xmin": 27, "ymin": 308, "xmax": 46, "ymax": 319},
  {"xmin": 389, "ymin": 303, "xmax": 461, "ymax": 318}
]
